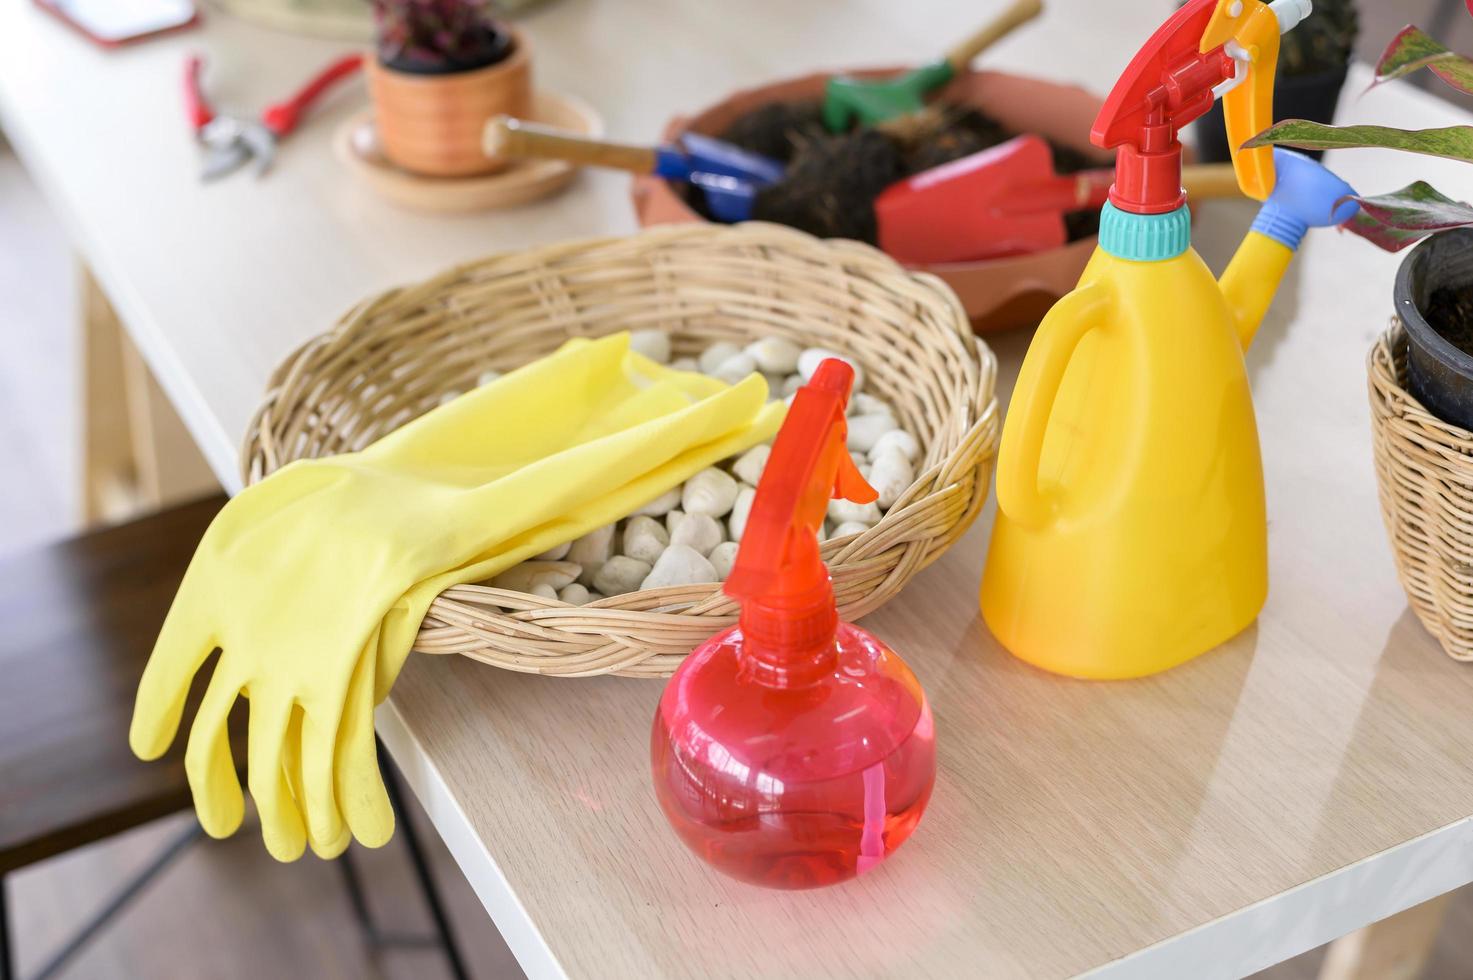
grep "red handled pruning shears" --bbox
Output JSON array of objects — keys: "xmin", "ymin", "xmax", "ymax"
[{"xmin": 184, "ymin": 53, "xmax": 363, "ymax": 182}]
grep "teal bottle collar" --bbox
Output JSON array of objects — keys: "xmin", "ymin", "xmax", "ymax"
[{"xmin": 1098, "ymin": 201, "xmax": 1192, "ymax": 261}]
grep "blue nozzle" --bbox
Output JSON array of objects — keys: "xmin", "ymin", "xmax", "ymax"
[{"xmin": 1251, "ymin": 148, "xmax": 1360, "ymax": 250}]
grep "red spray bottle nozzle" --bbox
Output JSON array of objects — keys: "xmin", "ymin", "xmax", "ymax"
[
  {"xmin": 724, "ymin": 359, "xmax": 876, "ymax": 683},
  {"xmin": 1090, "ymin": 0, "xmax": 1289, "ymax": 213}
]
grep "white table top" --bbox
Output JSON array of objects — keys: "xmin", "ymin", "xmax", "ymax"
[{"xmin": 7, "ymin": 1, "xmax": 1473, "ymax": 977}]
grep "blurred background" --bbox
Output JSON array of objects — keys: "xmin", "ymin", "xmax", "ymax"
[{"xmin": 2, "ymin": 1, "xmax": 1471, "ymax": 977}]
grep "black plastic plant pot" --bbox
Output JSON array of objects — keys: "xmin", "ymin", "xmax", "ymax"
[
  {"xmin": 1397, "ymin": 228, "xmax": 1473, "ymax": 431},
  {"xmin": 1192, "ymin": 64, "xmax": 1349, "ymax": 164}
]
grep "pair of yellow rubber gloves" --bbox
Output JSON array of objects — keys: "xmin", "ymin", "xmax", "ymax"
[{"xmin": 130, "ymin": 335, "xmax": 783, "ymax": 860}]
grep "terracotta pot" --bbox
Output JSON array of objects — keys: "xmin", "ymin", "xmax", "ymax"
[
  {"xmin": 632, "ymin": 68, "xmax": 1110, "ymax": 333},
  {"xmin": 367, "ymin": 28, "xmax": 531, "ymax": 178}
]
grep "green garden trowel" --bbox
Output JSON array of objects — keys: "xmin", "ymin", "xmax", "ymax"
[{"xmin": 822, "ymin": 0, "xmax": 1044, "ymax": 132}]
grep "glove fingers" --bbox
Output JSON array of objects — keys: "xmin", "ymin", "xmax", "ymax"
[
  {"xmin": 293, "ymin": 702, "xmax": 350, "ymax": 859},
  {"xmin": 183, "ymin": 664, "xmax": 245, "ymax": 840},
  {"xmin": 246, "ymin": 689, "xmax": 307, "ymax": 862},
  {"xmin": 130, "ymin": 591, "xmax": 217, "ymax": 761},
  {"xmin": 336, "ymin": 647, "xmax": 394, "ymax": 849}
]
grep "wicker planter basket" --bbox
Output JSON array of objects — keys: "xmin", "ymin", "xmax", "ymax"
[
  {"xmin": 1370, "ymin": 320, "xmax": 1473, "ymax": 661},
  {"xmin": 241, "ymin": 223, "xmax": 999, "ymax": 677}
]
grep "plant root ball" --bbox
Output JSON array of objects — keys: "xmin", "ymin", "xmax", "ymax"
[{"xmin": 750, "ymin": 129, "xmax": 904, "ymax": 244}]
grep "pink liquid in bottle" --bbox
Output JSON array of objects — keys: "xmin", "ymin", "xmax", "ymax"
[
  {"xmin": 649, "ymin": 358, "xmax": 936, "ymax": 889},
  {"xmin": 652, "ymin": 623, "xmax": 935, "ymax": 889}
]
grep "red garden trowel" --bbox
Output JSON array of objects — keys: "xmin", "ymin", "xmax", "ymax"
[
  {"xmin": 875, "ymin": 134, "xmax": 1241, "ymax": 263},
  {"xmin": 485, "ymin": 116, "xmax": 782, "ymax": 221}
]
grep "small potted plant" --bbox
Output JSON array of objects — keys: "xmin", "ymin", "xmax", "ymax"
[
  {"xmin": 368, "ymin": 0, "xmax": 531, "ymax": 177},
  {"xmin": 1194, "ymin": 0, "xmax": 1358, "ymax": 163},
  {"xmin": 1248, "ymin": 22, "xmax": 1473, "ymax": 426},
  {"xmin": 1247, "ymin": 20, "xmax": 1473, "ymax": 659}
]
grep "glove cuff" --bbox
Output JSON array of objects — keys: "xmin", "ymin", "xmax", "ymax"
[{"xmin": 1252, "ymin": 202, "xmax": 1308, "ymax": 251}]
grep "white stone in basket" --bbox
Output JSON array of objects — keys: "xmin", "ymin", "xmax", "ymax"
[
  {"xmin": 593, "ymin": 556, "xmax": 651, "ymax": 596},
  {"xmin": 682, "ymin": 467, "xmax": 739, "ymax": 518},
  {"xmin": 669, "ymin": 512, "xmax": 723, "ymax": 557},
  {"xmin": 642, "ymin": 544, "xmax": 718, "ymax": 590}
]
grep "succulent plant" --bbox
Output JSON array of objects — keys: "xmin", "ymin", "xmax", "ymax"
[
  {"xmin": 1278, "ymin": 0, "xmax": 1358, "ymax": 76},
  {"xmin": 1248, "ymin": 21, "xmax": 1473, "ymax": 251},
  {"xmin": 373, "ymin": 0, "xmax": 509, "ymax": 72}
]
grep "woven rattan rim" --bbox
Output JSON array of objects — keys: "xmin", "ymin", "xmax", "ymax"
[
  {"xmin": 1369, "ymin": 318, "xmax": 1473, "ymax": 661},
  {"xmin": 240, "ymin": 222, "xmax": 999, "ymax": 677}
]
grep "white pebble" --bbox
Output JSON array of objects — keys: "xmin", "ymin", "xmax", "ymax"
[
  {"xmin": 559, "ymin": 583, "xmax": 591, "ymax": 605},
  {"xmin": 593, "ymin": 556, "xmax": 652, "ymax": 596},
  {"xmin": 699, "ymin": 341, "xmax": 742, "ymax": 374},
  {"xmin": 665, "ymin": 509, "xmax": 685, "ymax": 535},
  {"xmin": 437, "ymin": 390, "xmax": 463, "ymax": 406},
  {"xmin": 641, "ymin": 545, "xmax": 719, "ymax": 590},
  {"xmin": 708, "ymin": 541, "xmax": 740, "ymax": 580},
  {"xmin": 711, "ymin": 352, "xmax": 758, "ymax": 386},
  {"xmin": 871, "ymin": 429, "xmax": 920, "ymax": 462},
  {"xmin": 567, "ymin": 526, "xmax": 615, "ymax": 580},
  {"xmin": 670, "ymin": 356, "xmax": 699, "ymax": 372},
  {"xmin": 828, "ymin": 498, "xmax": 882, "ymax": 526},
  {"xmin": 534, "ymin": 541, "xmax": 571, "ymax": 561},
  {"xmin": 635, "ymin": 486, "xmax": 682, "ymax": 517},
  {"xmin": 869, "ymin": 449, "xmax": 915, "ymax": 509},
  {"xmin": 628, "ymin": 328, "xmax": 672, "ymax": 364},
  {"xmin": 850, "ymin": 392, "xmax": 889, "ymax": 417},
  {"xmin": 491, "ymin": 560, "xmax": 581, "ymax": 593},
  {"xmin": 530, "ymin": 583, "xmax": 560, "ymax": 600},
  {"xmin": 728, "ymin": 485, "xmax": 757, "ymax": 541},
  {"xmin": 830, "ymin": 520, "xmax": 871, "ymax": 539},
  {"xmin": 746, "ymin": 336, "xmax": 802, "ymax": 374},
  {"xmin": 670, "ymin": 512, "xmax": 723, "ymax": 556},
  {"xmin": 622, "ymin": 515, "xmax": 669, "ymax": 564},
  {"xmin": 782, "ymin": 374, "xmax": 804, "ymax": 397},
  {"xmin": 847, "ymin": 413, "xmax": 899, "ymax": 453},
  {"xmin": 683, "ymin": 467, "xmax": 739, "ymax": 517},
  {"xmin": 732, "ymin": 444, "xmax": 770, "ymax": 486},
  {"xmin": 798, "ymin": 348, "xmax": 864, "ymax": 391},
  {"xmin": 476, "ymin": 369, "xmax": 503, "ymax": 387}
]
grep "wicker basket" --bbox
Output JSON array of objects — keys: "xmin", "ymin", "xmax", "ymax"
[
  {"xmin": 1370, "ymin": 320, "xmax": 1473, "ymax": 661},
  {"xmin": 241, "ymin": 223, "xmax": 999, "ymax": 677}
]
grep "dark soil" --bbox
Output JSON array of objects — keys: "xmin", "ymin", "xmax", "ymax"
[
  {"xmin": 693, "ymin": 98, "xmax": 1102, "ymax": 248},
  {"xmin": 380, "ymin": 25, "xmax": 513, "ymax": 75},
  {"xmin": 1426, "ymin": 285, "xmax": 1473, "ymax": 358}
]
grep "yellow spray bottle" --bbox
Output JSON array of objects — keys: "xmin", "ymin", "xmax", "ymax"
[{"xmin": 980, "ymin": 0, "xmax": 1359, "ymax": 679}]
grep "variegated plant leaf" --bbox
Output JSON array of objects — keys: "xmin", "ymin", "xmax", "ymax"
[
  {"xmin": 1374, "ymin": 25, "xmax": 1473, "ymax": 96},
  {"xmin": 1355, "ymin": 181, "xmax": 1473, "ymax": 230},
  {"xmin": 1338, "ymin": 183, "xmax": 1473, "ymax": 251},
  {"xmin": 1343, "ymin": 212, "xmax": 1430, "ymax": 252},
  {"xmin": 1244, "ymin": 120, "xmax": 1473, "ymax": 162}
]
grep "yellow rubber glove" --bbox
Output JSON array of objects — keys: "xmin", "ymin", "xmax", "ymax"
[{"xmin": 130, "ymin": 334, "xmax": 783, "ymax": 861}]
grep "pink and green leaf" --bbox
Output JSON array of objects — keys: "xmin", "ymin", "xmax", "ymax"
[
  {"xmin": 1339, "ymin": 183, "xmax": 1473, "ymax": 252},
  {"xmin": 1244, "ymin": 120, "xmax": 1473, "ymax": 162},
  {"xmin": 1373, "ymin": 25, "xmax": 1473, "ymax": 97}
]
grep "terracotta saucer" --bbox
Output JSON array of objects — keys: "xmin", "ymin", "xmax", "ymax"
[{"xmin": 335, "ymin": 90, "xmax": 603, "ymax": 213}]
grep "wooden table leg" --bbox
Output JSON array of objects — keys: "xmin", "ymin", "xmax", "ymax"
[
  {"xmin": 79, "ymin": 264, "xmax": 218, "ymax": 524},
  {"xmin": 1318, "ymin": 892, "xmax": 1453, "ymax": 980}
]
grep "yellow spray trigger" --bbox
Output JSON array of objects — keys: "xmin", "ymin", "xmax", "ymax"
[{"xmin": 1200, "ymin": 0, "xmax": 1289, "ymax": 201}]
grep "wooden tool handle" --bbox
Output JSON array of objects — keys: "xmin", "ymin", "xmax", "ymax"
[
  {"xmin": 484, "ymin": 116, "xmax": 657, "ymax": 173},
  {"xmin": 1182, "ymin": 164, "xmax": 1243, "ymax": 200},
  {"xmin": 945, "ymin": 0, "xmax": 1044, "ymax": 71}
]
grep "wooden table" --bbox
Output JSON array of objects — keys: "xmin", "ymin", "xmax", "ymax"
[{"xmin": 5, "ymin": 1, "xmax": 1473, "ymax": 977}]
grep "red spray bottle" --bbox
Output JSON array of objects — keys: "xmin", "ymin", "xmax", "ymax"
[{"xmin": 651, "ymin": 359, "xmax": 936, "ymax": 889}]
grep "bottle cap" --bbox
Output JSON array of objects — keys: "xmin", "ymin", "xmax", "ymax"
[{"xmin": 1090, "ymin": 0, "xmax": 1295, "ymax": 215}]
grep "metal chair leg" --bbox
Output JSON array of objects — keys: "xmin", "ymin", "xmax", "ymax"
[
  {"xmin": 3, "ymin": 874, "xmax": 14, "ymax": 980},
  {"xmin": 378, "ymin": 738, "xmax": 471, "ymax": 980},
  {"xmin": 27, "ymin": 822, "xmax": 202, "ymax": 980}
]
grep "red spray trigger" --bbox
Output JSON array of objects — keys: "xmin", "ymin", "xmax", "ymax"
[{"xmin": 724, "ymin": 359, "xmax": 876, "ymax": 677}]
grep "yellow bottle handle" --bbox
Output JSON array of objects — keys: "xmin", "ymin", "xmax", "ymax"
[{"xmin": 996, "ymin": 281, "xmax": 1111, "ymax": 529}]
